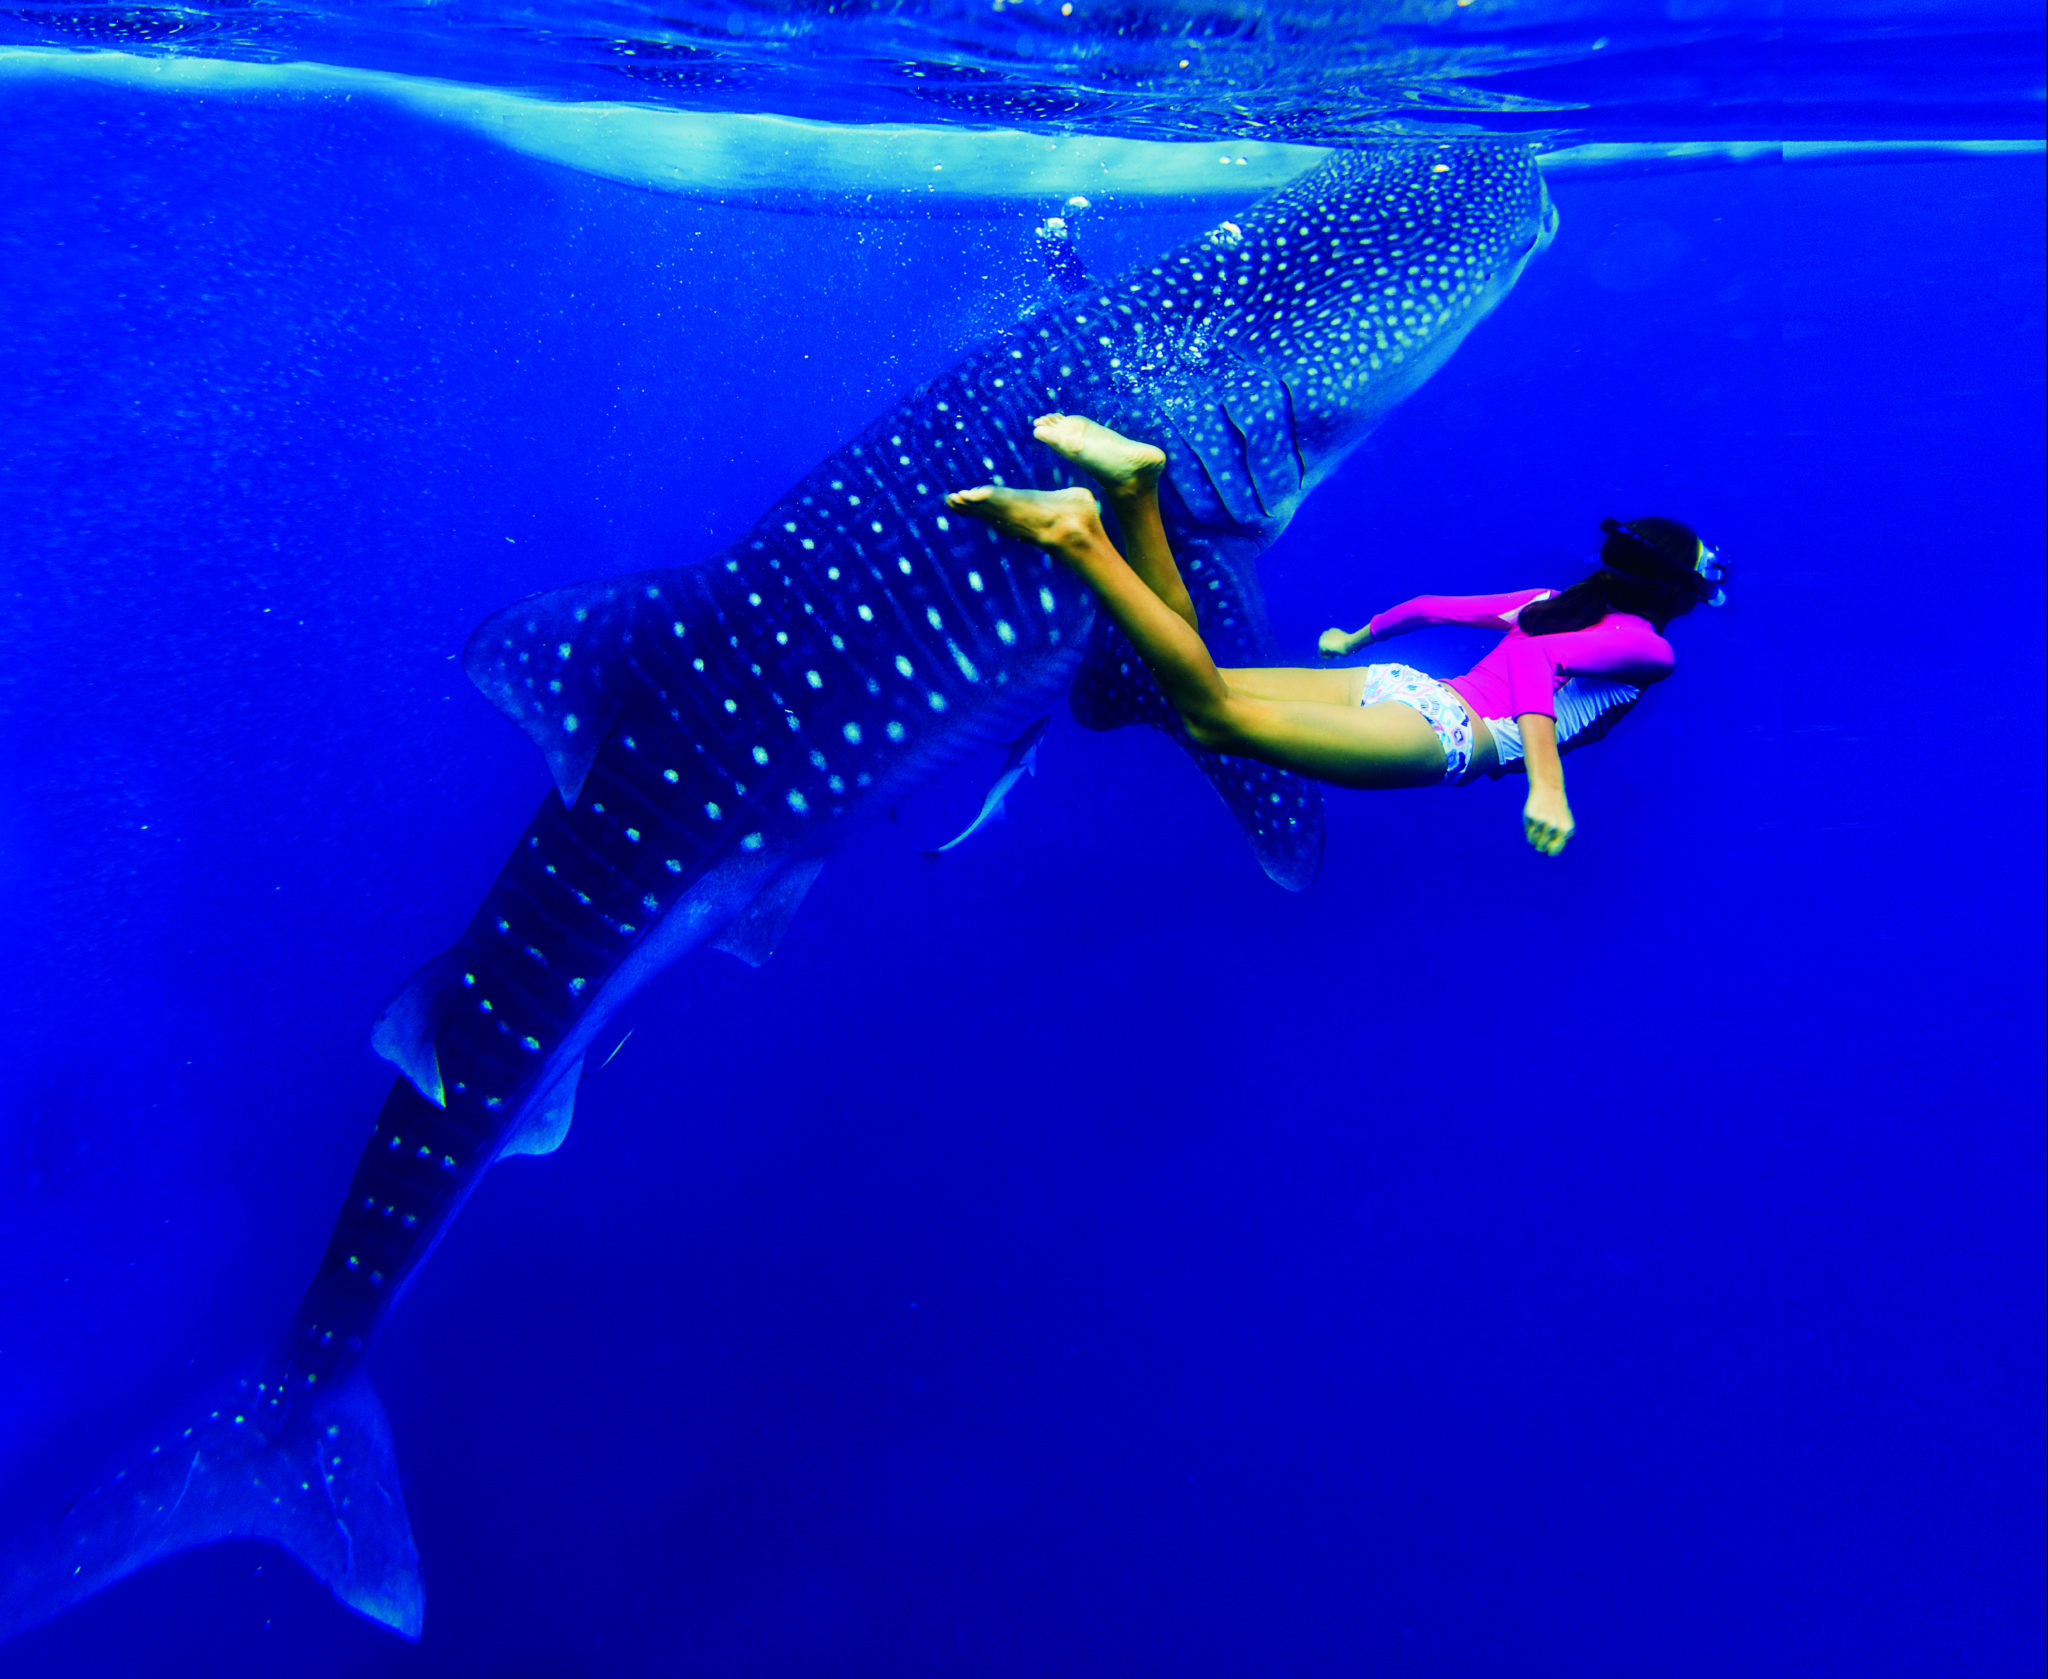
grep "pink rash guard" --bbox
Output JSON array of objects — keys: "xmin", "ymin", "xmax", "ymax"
[{"xmin": 1364, "ymin": 589, "xmax": 1676, "ymax": 755}]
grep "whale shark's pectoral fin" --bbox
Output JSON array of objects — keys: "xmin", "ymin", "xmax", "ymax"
[
  {"xmin": 1071, "ymin": 622, "xmax": 1325, "ymax": 891},
  {"xmin": 462, "ymin": 575, "xmax": 671, "ymax": 806},
  {"xmin": 1068, "ymin": 516, "xmax": 1325, "ymax": 892},
  {"xmin": 0, "ymin": 1370, "xmax": 423, "ymax": 1645},
  {"xmin": 371, "ymin": 949, "xmax": 463, "ymax": 1107},
  {"xmin": 498, "ymin": 1058, "xmax": 585, "ymax": 1160},
  {"xmin": 711, "ymin": 856, "xmax": 827, "ymax": 967}
]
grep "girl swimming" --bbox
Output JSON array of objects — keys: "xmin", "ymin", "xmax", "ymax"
[{"xmin": 946, "ymin": 414, "xmax": 1724, "ymax": 857}]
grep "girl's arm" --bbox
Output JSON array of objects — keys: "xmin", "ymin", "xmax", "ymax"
[
  {"xmin": 1318, "ymin": 589, "xmax": 1552, "ymax": 660},
  {"xmin": 1519, "ymin": 713, "xmax": 1574, "ymax": 856}
]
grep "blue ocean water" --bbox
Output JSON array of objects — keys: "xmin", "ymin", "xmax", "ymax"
[{"xmin": 0, "ymin": 5, "xmax": 2042, "ymax": 1676}]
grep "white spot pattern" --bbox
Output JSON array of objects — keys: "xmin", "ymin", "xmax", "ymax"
[{"xmin": 429, "ymin": 148, "xmax": 1537, "ymax": 1126}]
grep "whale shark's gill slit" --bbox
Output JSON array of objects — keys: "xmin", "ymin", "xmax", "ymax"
[
  {"xmin": 1277, "ymin": 373, "xmax": 1311, "ymax": 493},
  {"xmin": 1218, "ymin": 403, "xmax": 1262, "ymax": 512},
  {"xmin": 1218, "ymin": 395, "xmax": 1291, "ymax": 525},
  {"xmin": 1157, "ymin": 402, "xmax": 1256, "ymax": 533}
]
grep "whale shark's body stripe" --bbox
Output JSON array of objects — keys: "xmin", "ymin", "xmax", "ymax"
[{"xmin": 0, "ymin": 141, "xmax": 1554, "ymax": 1646}]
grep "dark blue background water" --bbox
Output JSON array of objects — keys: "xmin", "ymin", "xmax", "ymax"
[{"xmin": 0, "ymin": 84, "xmax": 2042, "ymax": 1676}]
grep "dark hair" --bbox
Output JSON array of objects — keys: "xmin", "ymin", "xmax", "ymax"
[{"xmin": 1520, "ymin": 516, "xmax": 1705, "ymax": 636}]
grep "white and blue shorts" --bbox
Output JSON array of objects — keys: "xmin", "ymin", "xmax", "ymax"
[{"xmin": 1358, "ymin": 662, "xmax": 1475, "ymax": 786}]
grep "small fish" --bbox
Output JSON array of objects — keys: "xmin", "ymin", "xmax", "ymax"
[
  {"xmin": 580, "ymin": 1028, "xmax": 634, "ymax": 1078},
  {"xmin": 921, "ymin": 716, "xmax": 1050, "ymax": 860}
]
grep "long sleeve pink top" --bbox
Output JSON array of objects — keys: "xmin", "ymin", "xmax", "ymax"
[{"xmin": 1364, "ymin": 588, "xmax": 1675, "ymax": 733}]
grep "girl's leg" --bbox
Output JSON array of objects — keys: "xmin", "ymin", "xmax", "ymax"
[
  {"xmin": 1030, "ymin": 413, "xmax": 1199, "ymax": 632},
  {"xmin": 943, "ymin": 484, "xmax": 1443, "ymax": 790},
  {"xmin": 1219, "ymin": 666, "xmax": 1367, "ymax": 705},
  {"xmin": 1030, "ymin": 414, "xmax": 1361, "ymax": 706}
]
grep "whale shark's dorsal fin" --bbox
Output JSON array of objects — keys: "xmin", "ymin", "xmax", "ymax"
[
  {"xmin": 712, "ymin": 856, "xmax": 827, "ymax": 967},
  {"xmin": 370, "ymin": 949, "xmax": 462, "ymax": 1107},
  {"xmin": 463, "ymin": 576, "xmax": 667, "ymax": 805}
]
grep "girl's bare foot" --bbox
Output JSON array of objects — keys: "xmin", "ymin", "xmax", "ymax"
[
  {"xmin": 1031, "ymin": 413, "xmax": 1166, "ymax": 494},
  {"xmin": 944, "ymin": 484, "xmax": 1104, "ymax": 555}
]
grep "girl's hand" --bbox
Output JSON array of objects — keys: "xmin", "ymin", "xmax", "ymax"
[
  {"xmin": 1318, "ymin": 625, "xmax": 1372, "ymax": 659},
  {"xmin": 1522, "ymin": 785, "xmax": 1575, "ymax": 856}
]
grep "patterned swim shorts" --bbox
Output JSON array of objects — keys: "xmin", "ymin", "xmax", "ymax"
[{"xmin": 1358, "ymin": 662, "xmax": 1474, "ymax": 786}]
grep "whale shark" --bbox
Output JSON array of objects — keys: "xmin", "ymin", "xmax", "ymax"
[{"xmin": 0, "ymin": 138, "xmax": 1554, "ymax": 1644}]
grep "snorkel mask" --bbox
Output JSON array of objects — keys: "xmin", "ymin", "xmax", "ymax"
[
  {"xmin": 1598, "ymin": 517, "xmax": 1727, "ymax": 607},
  {"xmin": 1693, "ymin": 539, "xmax": 1728, "ymax": 607}
]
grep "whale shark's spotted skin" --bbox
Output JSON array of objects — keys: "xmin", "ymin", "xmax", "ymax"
[{"xmin": 0, "ymin": 142, "xmax": 1553, "ymax": 1647}]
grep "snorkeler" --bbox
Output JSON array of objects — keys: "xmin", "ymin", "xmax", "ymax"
[{"xmin": 946, "ymin": 414, "xmax": 1725, "ymax": 857}]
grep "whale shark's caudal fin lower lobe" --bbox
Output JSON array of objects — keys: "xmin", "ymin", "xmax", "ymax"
[{"xmin": 0, "ymin": 1370, "xmax": 422, "ymax": 1644}]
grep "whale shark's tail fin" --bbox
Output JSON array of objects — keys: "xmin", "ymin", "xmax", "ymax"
[{"xmin": 0, "ymin": 1368, "xmax": 422, "ymax": 1645}]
